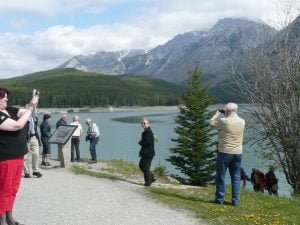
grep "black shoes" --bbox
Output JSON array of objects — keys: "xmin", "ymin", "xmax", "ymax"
[
  {"xmin": 211, "ymin": 200, "xmax": 224, "ymax": 205},
  {"xmin": 33, "ymin": 172, "xmax": 42, "ymax": 178},
  {"xmin": 41, "ymin": 162, "xmax": 51, "ymax": 166},
  {"xmin": 71, "ymin": 159, "xmax": 81, "ymax": 163},
  {"xmin": 144, "ymin": 177, "xmax": 156, "ymax": 186},
  {"xmin": 25, "ymin": 172, "xmax": 42, "ymax": 178},
  {"xmin": 88, "ymin": 160, "xmax": 97, "ymax": 164},
  {"xmin": 15, "ymin": 222, "xmax": 25, "ymax": 225}
]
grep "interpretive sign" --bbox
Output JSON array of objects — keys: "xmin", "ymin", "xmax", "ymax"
[{"xmin": 49, "ymin": 125, "xmax": 77, "ymax": 145}]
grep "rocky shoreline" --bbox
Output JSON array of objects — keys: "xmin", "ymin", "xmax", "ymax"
[{"xmin": 35, "ymin": 105, "xmax": 178, "ymax": 114}]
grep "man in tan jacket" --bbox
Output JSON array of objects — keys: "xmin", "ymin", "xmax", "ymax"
[{"xmin": 210, "ymin": 102, "xmax": 245, "ymax": 206}]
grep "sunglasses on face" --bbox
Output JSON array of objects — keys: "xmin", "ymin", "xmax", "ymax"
[{"xmin": 141, "ymin": 122, "xmax": 147, "ymax": 125}]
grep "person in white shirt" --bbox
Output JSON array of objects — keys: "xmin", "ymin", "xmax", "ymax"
[
  {"xmin": 85, "ymin": 118, "xmax": 100, "ymax": 164},
  {"xmin": 70, "ymin": 115, "xmax": 83, "ymax": 162}
]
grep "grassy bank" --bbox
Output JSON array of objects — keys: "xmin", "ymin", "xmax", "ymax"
[
  {"xmin": 148, "ymin": 186, "xmax": 299, "ymax": 225},
  {"xmin": 71, "ymin": 160, "xmax": 299, "ymax": 225}
]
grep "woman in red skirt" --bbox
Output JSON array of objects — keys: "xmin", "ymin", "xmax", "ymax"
[{"xmin": 0, "ymin": 87, "xmax": 38, "ymax": 225}]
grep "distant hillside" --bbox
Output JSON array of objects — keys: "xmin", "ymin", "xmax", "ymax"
[{"xmin": 0, "ymin": 69, "xmax": 181, "ymax": 107}]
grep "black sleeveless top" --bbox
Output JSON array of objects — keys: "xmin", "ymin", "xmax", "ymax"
[{"xmin": 0, "ymin": 107, "xmax": 29, "ymax": 160}]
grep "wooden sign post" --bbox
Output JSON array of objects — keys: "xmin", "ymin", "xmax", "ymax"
[{"xmin": 49, "ymin": 125, "xmax": 77, "ymax": 168}]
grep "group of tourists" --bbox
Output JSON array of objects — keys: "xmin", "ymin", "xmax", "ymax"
[
  {"xmin": 39, "ymin": 114, "xmax": 100, "ymax": 166},
  {"xmin": 50, "ymin": 115, "xmax": 157, "ymax": 187},
  {"xmin": 239, "ymin": 166, "xmax": 279, "ymax": 196},
  {"xmin": 20, "ymin": 112, "xmax": 101, "ymax": 178},
  {"xmin": 24, "ymin": 108, "xmax": 155, "ymax": 189},
  {"xmin": 250, "ymin": 166, "xmax": 279, "ymax": 196}
]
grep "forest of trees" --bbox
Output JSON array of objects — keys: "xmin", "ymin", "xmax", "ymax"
[{"xmin": 1, "ymin": 69, "xmax": 181, "ymax": 107}]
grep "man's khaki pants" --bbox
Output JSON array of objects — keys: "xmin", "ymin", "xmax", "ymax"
[{"xmin": 24, "ymin": 136, "xmax": 40, "ymax": 174}]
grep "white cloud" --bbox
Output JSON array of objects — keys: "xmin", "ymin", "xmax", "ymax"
[
  {"xmin": 8, "ymin": 18, "xmax": 29, "ymax": 30},
  {"xmin": 0, "ymin": 23, "xmax": 164, "ymax": 77},
  {"xmin": 0, "ymin": 0, "xmax": 59, "ymax": 16},
  {"xmin": 0, "ymin": 0, "xmax": 148, "ymax": 16}
]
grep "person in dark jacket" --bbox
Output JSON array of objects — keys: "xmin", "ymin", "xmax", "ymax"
[
  {"xmin": 240, "ymin": 167, "xmax": 250, "ymax": 188},
  {"xmin": 138, "ymin": 118, "xmax": 156, "ymax": 186},
  {"xmin": 40, "ymin": 114, "xmax": 52, "ymax": 166},
  {"xmin": 55, "ymin": 114, "xmax": 67, "ymax": 160},
  {"xmin": 265, "ymin": 166, "xmax": 278, "ymax": 196},
  {"xmin": 56, "ymin": 114, "xmax": 67, "ymax": 128},
  {"xmin": 251, "ymin": 168, "xmax": 266, "ymax": 193}
]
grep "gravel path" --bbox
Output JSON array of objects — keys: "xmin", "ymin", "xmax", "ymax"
[{"xmin": 14, "ymin": 163, "xmax": 206, "ymax": 225}]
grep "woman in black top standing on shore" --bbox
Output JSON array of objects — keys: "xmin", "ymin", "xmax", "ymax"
[
  {"xmin": 40, "ymin": 114, "xmax": 52, "ymax": 166},
  {"xmin": 138, "ymin": 118, "xmax": 156, "ymax": 186},
  {"xmin": 0, "ymin": 87, "xmax": 38, "ymax": 225}
]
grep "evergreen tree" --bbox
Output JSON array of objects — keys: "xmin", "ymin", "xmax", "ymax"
[{"xmin": 167, "ymin": 65, "xmax": 216, "ymax": 186}]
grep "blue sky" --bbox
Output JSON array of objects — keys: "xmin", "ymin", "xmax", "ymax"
[{"xmin": 0, "ymin": 0, "xmax": 298, "ymax": 78}]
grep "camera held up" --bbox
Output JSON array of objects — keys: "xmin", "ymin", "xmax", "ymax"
[
  {"xmin": 218, "ymin": 109, "xmax": 225, "ymax": 114},
  {"xmin": 32, "ymin": 89, "xmax": 39, "ymax": 97}
]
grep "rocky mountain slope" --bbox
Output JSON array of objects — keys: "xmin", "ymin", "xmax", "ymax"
[
  {"xmin": 58, "ymin": 17, "xmax": 278, "ymax": 86},
  {"xmin": 58, "ymin": 49, "xmax": 147, "ymax": 73}
]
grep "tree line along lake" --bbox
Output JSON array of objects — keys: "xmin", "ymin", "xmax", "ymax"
[{"xmin": 36, "ymin": 105, "xmax": 292, "ymax": 197}]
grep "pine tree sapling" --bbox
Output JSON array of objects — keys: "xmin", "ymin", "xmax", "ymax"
[{"xmin": 167, "ymin": 65, "xmax": 216, "ymax": 186}]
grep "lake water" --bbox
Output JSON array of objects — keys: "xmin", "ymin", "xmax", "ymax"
[{"xmin": 37, "ymin": 106, "xmax": 292, "ymax": 197}]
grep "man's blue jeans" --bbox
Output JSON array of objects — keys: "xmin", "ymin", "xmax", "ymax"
[
  {"xmin": 215, "ymin": 152, "xmax": 242, "ymax": 205},
  {"xmin": 89, "ymin": 137, "xmax": 99, "ymax": 161}
]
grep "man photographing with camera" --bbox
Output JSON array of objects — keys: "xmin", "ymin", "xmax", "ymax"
[
  {"xmin": 85, "ymin": 118, "xmax": 100, "ymax": 164},
  {"xmin": 210, "ymin": 102, "xmax": 245, "ymax": 206}
]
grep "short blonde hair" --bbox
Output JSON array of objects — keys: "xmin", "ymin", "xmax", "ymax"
[{"xmin": 141, "ymin": 118, "xmax": 149, "ymax": 124}]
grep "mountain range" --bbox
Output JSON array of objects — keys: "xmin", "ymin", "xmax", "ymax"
[{"xmin": 58, "ymin": 17, "xmax": 279, "ymax": 86}]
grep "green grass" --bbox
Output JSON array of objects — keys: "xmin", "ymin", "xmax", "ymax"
[
  {"xmin": 148, "ymin": 187, "xmax": 299, "ymax": 225},
  {"xmin": 70, "ymin": 160, "xmax": 300, "ymax": 225},
  {"xmin": 71, "ymin": 159, "xmax": 141, "ymax": 181},
  {"xmin": 100, "ymin": 159, "xmax": 141, "ymax": 178}
]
